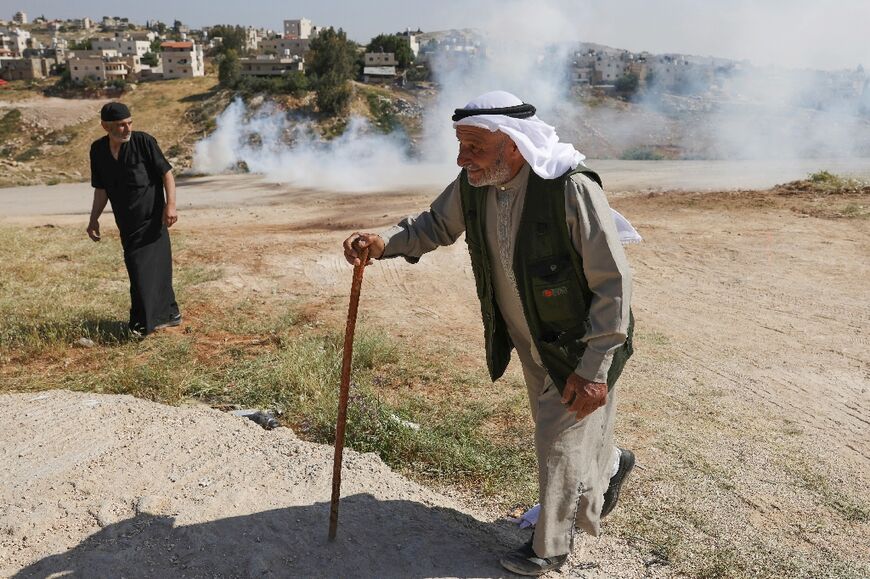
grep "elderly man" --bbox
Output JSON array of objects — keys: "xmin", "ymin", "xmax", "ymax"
[
  {"xmin": 87, "ymin": 102, "xmax": 181, "ymax": 336},
  {"xmin": 343, "ymin": 91, "xmax": 635, "ymax": 575}
]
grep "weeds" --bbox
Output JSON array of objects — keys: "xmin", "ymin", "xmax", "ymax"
[
  {"xmin": 0, "ymin": 108, "xmax": 22, "ymax": 141},
  {"xmin": 365, "ymin": 91, "xmax": 399, "ymax": 133},
  {"xmin": 800, "ymin": 170, "xmax": 868, "ymax": 194},
  {"xmin": 620, "ymin": 146, "xmax": 665, "ymax": 160},
  {"xmin": 1, "ymin": 222, "xmax": 535, "ymax": 507}
]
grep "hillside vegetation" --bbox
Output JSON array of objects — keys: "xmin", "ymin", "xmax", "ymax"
[{"xmin": 0, "ymin": 77, "xmax": 426, "ymax": 187}]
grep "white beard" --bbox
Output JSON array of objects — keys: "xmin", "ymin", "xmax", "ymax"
[{"xmin": 466, "ymin": 142, "xmax": 512, "ymax": 187}]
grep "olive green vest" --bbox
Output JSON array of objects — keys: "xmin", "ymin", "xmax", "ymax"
[{"xmin": 459, "ymin": 167, "xmax": 634, "ymax": 394}]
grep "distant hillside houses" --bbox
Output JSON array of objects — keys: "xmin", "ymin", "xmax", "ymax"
[
  {"xmin": 569, "ymin": 42, "xmax": 868, "ymax": 105},
  {"xmin": 416, "ymin": 29, "xmax": 482, "ymax": 65},
  {"xmin": 0, "ymin": 11, "xmax": 865, "ymax": 108}
]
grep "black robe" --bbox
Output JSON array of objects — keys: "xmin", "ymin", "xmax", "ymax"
[{"xmin": 90, "ymin": 131, "xmax": 179, "ymax": 334}]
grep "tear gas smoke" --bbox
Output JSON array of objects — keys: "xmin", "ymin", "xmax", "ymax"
[{"xmin": 193, "ymin": 0, "xmax": 869, "ymax": 191}]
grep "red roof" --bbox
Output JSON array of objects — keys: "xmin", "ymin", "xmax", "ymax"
[{"xmin": 161, "ymin": 41, "xmax": 193, "ymax": 49}]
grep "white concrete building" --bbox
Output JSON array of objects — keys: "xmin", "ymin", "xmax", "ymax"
[
  {"xmin": 1, "ymin": 28, "xmax": 30, "ymax": 56},
  {"xmin": 12, "ymin": 11, "xmax": 27, "ymax": 25},
  {"xmin": 92, "ymin": 38, "xmax": 152, "ymax": 58},
  {"xmin": 396, "ymin": 30, "xmax": 420, "ymax": 58},
  {"xmin": 283, "ymin": 18, "xmax": 315, "ymax": 39},
  {"xmin": 239, "ymin": 55, "xmax": 303, "ymax": 76},
  {"xmin": 244, "ymin": 27, "xmax": 260, "ymax": 52},
  {"xmin": 160, "ymin": 41, "xmax": 204, "ymax": 78},
  {"xmin": 68, "ymin": 53, "xmax": 140, "ymax": 82},
  {"xmin": 259, "ymin": 37, "xmax": 309, "ymax": 58}
]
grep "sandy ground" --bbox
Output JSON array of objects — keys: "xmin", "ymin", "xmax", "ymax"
[
  {"xmin": 2, "ymin": 167, "xmax": 868, "ymax": 577},
  {"xmin": 0, "ymin": 97, "xmax": 100, "ymax": 130}
]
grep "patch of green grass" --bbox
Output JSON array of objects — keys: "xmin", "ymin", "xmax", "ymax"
[
  {"xmin": 620, "ymin": 146, "xmax": 664, "ymax": 160},
  {"xmin": 805, "ymin": 170, "xmax": 867, "ymax": 194},
  {"xmin": 787, "ymin": 462, "xmax": 870, "ymax": 523},
  {"xmin": 0, "ymin": 222, "xmax": 535, "ymax": 506},
  {"xmin": 184, "ymin": 328, "xmax": 536, "ymax": 504},
  {"xmin": 365, "ymin": 91, "xmax": 399, "ymax": 134},
  {"xmin": 15, "ymin": 146, "xmax": 41, "ymax": 162},
  {"xmin": 0, "ymin": 108, "xmax": 22, "ymax": 140},
  {"xmin": 840, "ymin": 203, "xmax": 869, "ymax": 218},
  {"xmin": 808, "ymin": 170, "xmax": 840, "ymax": 184},
  {"xmin": 0, "ymin": 225, "xmax": 217, "ymax": 353},
  {"xmin": 637, "ymin": 329, "xmax": 670, "ymax": 346}
]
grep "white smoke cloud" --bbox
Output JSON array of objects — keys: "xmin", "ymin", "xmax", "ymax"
[
  {"xmin": 192, "ymin": 0, "xmax": 589, "ymax": 191},
  {"xmin": 193, "ymin": 99, "xmax": 452, "ymax": 191},
  {"xmin": 192, "ymin": 0, "xmax": 869, "ymax": 190}
]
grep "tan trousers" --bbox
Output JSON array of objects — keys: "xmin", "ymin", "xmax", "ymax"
[{"xmin": 519, "ymin": 358, "xmax": 617, "ymax": 558}]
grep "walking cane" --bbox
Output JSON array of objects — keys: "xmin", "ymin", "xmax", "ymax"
[{"xmin": 329, "ymin": 243, "xmax": 370, "ymax": 541}]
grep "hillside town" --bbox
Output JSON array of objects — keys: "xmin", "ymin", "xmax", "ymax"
[{"xmin": 0, "ymin": 9, "xmax": 867, "ymax": 108}]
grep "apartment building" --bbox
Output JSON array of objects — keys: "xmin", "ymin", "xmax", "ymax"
[
  {"xmin": 92, "ymin": 38, "xmax": 152, "ymax": 58},
  {"xmin": 239, "ymin": 55, "xmax": 303, "ymax": 77},
  {"xmin": 161, "ymin": 41, "xmax": 204, "ymax": 78}
]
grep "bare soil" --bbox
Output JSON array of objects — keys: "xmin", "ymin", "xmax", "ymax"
[{"xmin": 2, "ymin": 171, "xmax": 868, "ymax": 578}]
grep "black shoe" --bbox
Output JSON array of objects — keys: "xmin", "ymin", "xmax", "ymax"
[
  {"xmin": 601, "ymin": 448, "xmax": 635, "ymax": 518},
  {"xmin": 500, "ymin": 538, "xmax": 567, "ymax": 576},
  {"xmin": 154, "ymin": 312, "xmax": 182, "ymax": 330}
]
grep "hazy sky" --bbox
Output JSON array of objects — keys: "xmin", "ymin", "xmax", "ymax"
[{"xmin": 8, "ymin": 0, "xmax": 869, "ymax": 70}]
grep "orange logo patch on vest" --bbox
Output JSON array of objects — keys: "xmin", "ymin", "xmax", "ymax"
[{"xmin": 542, "ymin": 286, "xmax": 568, "ymax": 298}]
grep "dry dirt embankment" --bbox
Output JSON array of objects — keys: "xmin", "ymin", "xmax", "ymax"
[
  {"xmin": 1, "ymin": 390, "xmax": 520, "ymax": 578},
  {"xmin": 0, "ymin": 77, "xmax": 227, "ymax": 188}
]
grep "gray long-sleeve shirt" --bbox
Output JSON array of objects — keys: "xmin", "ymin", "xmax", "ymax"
[{"xmin": 380, "ymin": 164, "xmax": 632, "ymax": 383}]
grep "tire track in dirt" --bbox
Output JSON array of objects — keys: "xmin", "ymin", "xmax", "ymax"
[{"xmin": 622, "ymin": 198, "xmax": 869, "ymax": 472}]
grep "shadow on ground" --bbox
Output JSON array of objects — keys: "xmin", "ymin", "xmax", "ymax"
[
  {"xmin": 4, "ymin": 317, "xmax": 135, "ymax": 347},
  {"xmin": 14, "ymin": 494, "xmax": 527, "ymax": 578}
]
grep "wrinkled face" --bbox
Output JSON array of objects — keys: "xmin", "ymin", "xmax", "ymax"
[
  {"xmin": 102, "ymin": 117, "xmax": 133, "ymax": 143},
  {"xmin": 456, "ymin": 125, "xmax": 514, "ymax": 187}
]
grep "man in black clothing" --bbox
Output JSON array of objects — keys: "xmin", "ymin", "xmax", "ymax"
[{"xmin": 87, "ymin": 102, "xmax": 181, "ymax": 336}]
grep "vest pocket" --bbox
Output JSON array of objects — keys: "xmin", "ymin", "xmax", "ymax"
[{"xmin": 529, "ymin": 256, "xmax": 586, "ymax": 330}]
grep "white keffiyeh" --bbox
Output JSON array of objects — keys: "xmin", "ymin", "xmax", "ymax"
[
  {"xmin": 453, "ymin": 91, "xmax": 642, "ymax": 244},
  {"xmin": 453, "ymin": 90, "xmax": 584, "ymax": 180}
]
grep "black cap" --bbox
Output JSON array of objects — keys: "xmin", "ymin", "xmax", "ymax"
[{"xmin": 100, "ymin": 102, "xmax": 131, "ymax": 121}]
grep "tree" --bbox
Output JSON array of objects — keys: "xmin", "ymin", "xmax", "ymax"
[
  {"xmin": 614, "ymin": 73, "xmax": 639, "ymax": 96},
  {"xmin": 218, "ymin": 49, "xmax": 242, "ymax": 88},
  {"xmin": 69, "ymin": 38, "xmax": 92, "ymax": 51},
  {"xmin": 208, "ymin": 25, "xmax": 248, "ymax": 56},
  {"xmin": 307, "ymin": 28, "xmax": 358, "ymax": 114},
  {"xmin": 307, "ymin": 27, "xmax": 357, "ymax": 79},
  {"xmin": 365, "ymin": 34, "xmax": 414, "ymax": 69},
  {"xmin": 141, "ymin": 52, "xmax": 159, "ymax": 67},
  {"xmin": 314, "ymin": 72, "xmax": 353, "ymax": 114}
]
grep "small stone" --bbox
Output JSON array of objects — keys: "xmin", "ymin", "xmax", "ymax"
[
  {"xmin": 75, "ymin": 337, "xmax": 95, "ymax": 348},
  {"xmin": 135, "ymin": 495, "xmax": 168, "ymax": 515}
]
